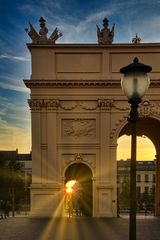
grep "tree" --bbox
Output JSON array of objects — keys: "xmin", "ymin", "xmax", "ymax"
[
  {"xmin": 118, "ymin": 176, "xmax": 130, "ymax": 209},
  {"xmin": 0, "ymin": 151, "xmax": 25, "ymax": 215}
]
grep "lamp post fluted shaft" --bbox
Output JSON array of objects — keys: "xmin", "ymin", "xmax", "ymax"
[{"xmin": 129, "ymin": 98, "xmax": 141, "ymax": 240}]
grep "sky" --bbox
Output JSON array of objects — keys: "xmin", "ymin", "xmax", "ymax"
[{"xmin": 0, "ymin": 0, "xmax": 159, "ymax": 158}]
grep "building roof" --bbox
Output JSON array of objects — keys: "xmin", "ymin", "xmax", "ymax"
[
  {"xmin": 117, "ymin": 160, "xmax": 156, "ymax": 172},
  {"xmin": 0, "ymin": 150, "xmax": 31, "ymax": 162},
  {"xmin": 0, "ymin": 150, "xmax": 17, "ymax": 161},
  {"xmin": 17, "ymin": 153, "xmax": 31, "ymax": 161}
]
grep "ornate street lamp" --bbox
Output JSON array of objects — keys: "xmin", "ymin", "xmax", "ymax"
[{"xmin": 120, "ymin": 57, "xmax": 152, "ymax": 240}]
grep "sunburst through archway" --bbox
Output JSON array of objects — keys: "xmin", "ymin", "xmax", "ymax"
[
  {"xmin": 65, "ymin": 163, "xmax": 93, "ymax": 217},
  {"xmin": 65, "ymin": 180, "xmax": 77, "ymax": 194}
]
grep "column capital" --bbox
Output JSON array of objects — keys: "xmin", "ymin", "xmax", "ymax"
[
  {"xmin": 28, "ymin": 99, "xmax": 43, "ymax": 111},
  {"xmin": 98, "ymin": 99, "xmax": 114, "ymax": 111},
  {"xmin": 28, "ymin": 99, "xmax": 59, "ymax": 112}
]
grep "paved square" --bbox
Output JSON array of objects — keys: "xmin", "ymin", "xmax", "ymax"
[{"xmin": 0, "ymin": 216, "xmax": 160, "ymax": 240}]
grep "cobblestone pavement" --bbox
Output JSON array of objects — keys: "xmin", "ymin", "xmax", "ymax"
[{"xmin": 0, "ymin": 216, "xmax": 160, "ymax": 240}]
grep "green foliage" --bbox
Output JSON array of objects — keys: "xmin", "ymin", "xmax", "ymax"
[
  {"xmin": 119, "ymin": 177, "xmax": 130, "ymax": 209},
  {"xmin": 118, "ymin": 177, "xmax": 155, "ymax": 211},
  {"xmin": 139, "ymin": 187, "xmax": 155, "ymax": 205},
  {"xmin": 0, "ymin": 155, "xmax": 25, "ymax": 208}
]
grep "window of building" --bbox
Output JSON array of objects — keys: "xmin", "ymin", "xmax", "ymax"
[
  {"xmin": 136, "ymin": 186, "xmax": 141, "ymax": 197},
  {"xmin": 153, "ymin": 174, "xmax": 155, "ymax": 183},
  {"xmin": 145, "ymin": 174, "xmax": 149, "ymax": 182},
  {"xmin": 137, "ymin": 174, "xmax": 141, "ymax": 182},
  {"xmin": 151, "ymin": 185, "xmax": 155, "ymax": 195},
  {"xmin": 123, "ymin": 175, "xmax": 128, "ymax": 183},
  {"xmin": 144, "ymin": 186, "xmax": 149, "ymax": 193},
  {"xmin": 117, "ymin": 176, "xmax": 120, "ymax": 183}
]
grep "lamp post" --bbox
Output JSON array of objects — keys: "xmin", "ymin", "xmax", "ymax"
[{"xmin": 120, "ymin": 57, "xmax": 152, "ymax": 240}]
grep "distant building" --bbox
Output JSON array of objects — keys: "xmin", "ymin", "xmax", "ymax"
[
  {"xmin": 0, "ymin": 150, "xmax": 17, "ymax": 163},
  {"xmin": 0, "ymin": 150, "xmax": 32, "ymax": 188},
  {"xmin": 117, "ymin": 159, "xmax": 156, "ymax": 198},
  {"xmin": 17, "ymin": 152, "xmax": 32, "ymax": 189}
]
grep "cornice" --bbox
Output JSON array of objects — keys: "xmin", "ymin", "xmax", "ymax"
[
  {"xmin": 27, "ymin": 43, "xmax": 160, "ymax": 49},
  {"xmin": 24, "ymin": 79, "xmax": 160, "ymax": 88},
  {"xmin": 24, "ymin": 79, "xmax": 121, "ymax": 88},
  {"xmin": 150, "ymin": 80, "xmax": 160, "ymax": 87}
]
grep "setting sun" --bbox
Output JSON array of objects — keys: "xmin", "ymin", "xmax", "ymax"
[{"xmin": 65, "ymin": 180, "xmax": 77, "ymax": 194}]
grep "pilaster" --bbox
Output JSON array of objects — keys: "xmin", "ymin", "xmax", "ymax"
[
  {"xmin": 28, "ymin": 99, "xmax": 42, "ymax": 183},
  {"xmin": 46, "ymin": 99, "xmax": 59, "ymax": 183},
  {"xmin": 98, "ymin": 99, "xmax": 113, "ymax": 183},
  {"xmin": 41, "ymin": 107, "xmax": 47, "ymax": 184}
]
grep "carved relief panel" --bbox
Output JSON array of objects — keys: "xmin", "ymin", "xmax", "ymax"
[
  {"xmin": 58, "ymin": 114, "xmax": 99, "ymax": 144},
  {"xmin": 61, "ymin": 119, "xmax": 96, "ymax": 138}
]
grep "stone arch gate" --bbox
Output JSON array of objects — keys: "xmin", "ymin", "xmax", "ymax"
[{"xmin": 24, "ymin": 43, "xmax": 160, "ymax": 217}]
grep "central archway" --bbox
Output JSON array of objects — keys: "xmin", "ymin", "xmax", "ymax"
[{"xmin": 65, "ymin": 163, "xmax": 93, "ymax": 217}]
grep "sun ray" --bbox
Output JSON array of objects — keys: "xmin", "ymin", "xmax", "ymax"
[{"xmin": 39, "ymin": 195, "xmax": 65, "ymax": 240}]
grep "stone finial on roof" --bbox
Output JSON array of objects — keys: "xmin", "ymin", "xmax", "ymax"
[
  {"xmin": 132, "ymin": 34, "xmax": 141, "ymax": 44},
  {"xmin": 97, "ymin": 18, "xmax": 115, "ymax": 44},
  {"xmin": 25, "ymin": 23, "xmax": 39, "ymax": 43},
  {"xmin": 48, "ymin": 27, "xmax": 62, "ymax": 43},
  {"xmin": 25, "ymin": 17, "xmax": 62, "ymax": 44},
  {"xmin": 39, "ymin": 17, "xmax": 48, "ymax": 43}
]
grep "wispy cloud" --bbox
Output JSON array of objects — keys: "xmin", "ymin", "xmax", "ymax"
[
  {"xmin": 0, "ymin": 53, "xmax": 30, "ymax": 62},
  {"xmin": 41, "ymin": 0, "xmax": 63, "ymax": 10},
  {"xmin": 0, "ymin": 118, "xmax": 31, "ymax": 152},
  {"xmin": 48, "ymin": 9, "xmax": 116, "ymax": 43},
  {"xmin": 0, "ymin": 111, "xmax": 6, "ymax": 116},
  {"xmin": 0, "ymin": 81, "xmax": 29, "ymax": 93},
  {"xmin": 0, "ymin": 96, "xmax": 31, "ymax": 152},
  {"xmin": 74, "ymin": 10, "xmax": 114, "ymax": 32},
  {"xmin": 20, "ymin": 0, "xmax": 117, "ymax": 43},
  {"xmin": 122, "ymin": 14, "xmax": 160, "ymax": 43},
  {"xmin": 139, "ymin": 15, "xmax": 160, "ymax": 42},
  {"xmin": 0, "ymin": 96, "xmax": 30, "ymax": 122},
  {"xmin": 0, "ymin": 74, "xmax": 29, "ymax": 93}
]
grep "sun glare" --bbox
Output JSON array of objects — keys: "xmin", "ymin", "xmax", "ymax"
[{"xmin": 65, "ymin": 180, "xmax": 76, "ymax": 194}]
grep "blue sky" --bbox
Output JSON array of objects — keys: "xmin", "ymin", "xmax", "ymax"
[{"xmin": 0, "ymin": 0, "xmax": 160, "ymax": 154}]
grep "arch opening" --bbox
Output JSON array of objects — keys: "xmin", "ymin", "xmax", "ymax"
[
  {"xmin": 117, "ymin": 117, "xmax": 160, "ymax": 216},
  {"xmin": 65, "ymin": 163, "xmax": 93, "ymax": 217}
]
